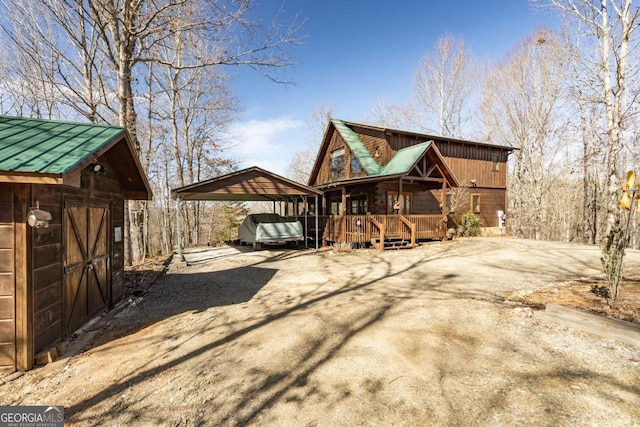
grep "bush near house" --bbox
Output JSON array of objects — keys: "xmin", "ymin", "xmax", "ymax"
[{"xmin": 457, "ymin": 211, "xmax": 480, "ymax": 237}]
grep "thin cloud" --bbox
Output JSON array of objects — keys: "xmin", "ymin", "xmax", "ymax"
[{"xmin": 225, "ymin": 117, "xmax": 305, "ymax": 175}]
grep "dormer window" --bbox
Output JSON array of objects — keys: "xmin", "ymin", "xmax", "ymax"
[
  {"xmin": 351, "ymin": 157, "xmax": 362, "ymax": 174},
  {"xmin": 331, "ymin": 148, "xmax": 345, "ymax": 179}
]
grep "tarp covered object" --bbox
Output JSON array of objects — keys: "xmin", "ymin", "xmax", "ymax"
[{"xmin": 238, "ymin": 213, "xmax": 303, "ymax": 246}]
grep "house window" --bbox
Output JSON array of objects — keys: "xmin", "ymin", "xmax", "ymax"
[
  {"xmin": 445, "ymin": 194, "xmax": 453, "ymax": 213},
  {"xmin": 350, "ymin": 194, "xmax": 368, "ymax": 215},
  {"xmin": 471, "ymin": 194, "xmax": 480, "ymax": 213},
  {"xmin": 351, "ymin": 157, "xmax": 362, "ymax": 174},
  {"xmin": 331, "ymin": 148, "xmax": 345, "ymax": 179},
  {"xmin": 330, "ymin": 200, "xmax": 343, "ymax": 215},
  {"xmin": 387, "ymin": 192, "xmax": 411, "ymax": 215},
  {"xmin": 491, "ymin": 154, "xmax": 499, "ymax": 171}
]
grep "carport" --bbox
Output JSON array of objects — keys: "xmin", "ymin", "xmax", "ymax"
[{"xmin": 171, "ymin": 166, "xmax": 324, "ymax": 261}]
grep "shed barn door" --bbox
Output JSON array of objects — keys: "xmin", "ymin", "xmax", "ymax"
[{"xmin": 64, "ymin": 203, "xmax": 110, "ymax": 336}]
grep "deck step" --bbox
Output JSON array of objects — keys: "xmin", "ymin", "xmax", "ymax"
[{"xmin": 383, "ymin": 239, "xmax": 413, "ymax": 249}]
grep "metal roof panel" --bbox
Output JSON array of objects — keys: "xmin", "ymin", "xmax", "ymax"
[
  {"xmin": 380, "ymin": 142, "xmax": 431, "ymax": 176},
  {"xmin": 0, "ymin": 115, "xmax": 125, "ymax": 174}
]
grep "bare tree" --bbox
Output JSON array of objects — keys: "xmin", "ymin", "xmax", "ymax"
[
  {"xmin": 0, "ymin": 0, "xmax": 108, "ymax": 122},
  {"xmin": 1, "ymin": 0, "xmax": 305, "ymax": 264},
  {"xmin": 364, "ymin": 97, "xmax": 409, "ymax": 129},
  {"xmin": 540, "ymin": 0, "xmax": 640, "ymax": 302},
  {"xmin": 481, "ymin": 30, "xmax": 570, "ymax": 240},
  {"xmin": 412, "ymin": 34, "xmax": 478, "ymax": 138},
  {"xmin": 542, "ymin": 0, "xmax": 640, "ymax": 234},
  {"xmin": 287, "ymin": 103, "xmax": 333, "ymax": 184}
]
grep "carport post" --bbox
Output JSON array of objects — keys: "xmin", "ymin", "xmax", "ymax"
[
  {"xmin": 315, "ymin": 194, "xmax": 319, "ymax": 250},
  {"xmin": 304, "ymin": 196, "xmax": 308, "ymax": 248},
  {"xmin": 176, "ymin": 194, "xmax": 185, "ymax": 262}
]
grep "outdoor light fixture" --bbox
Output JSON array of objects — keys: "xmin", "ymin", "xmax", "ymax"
[
  {"xmin": 470, "ymin": 179, "xmax": 477, "ymax": 187},
  {"xmin": 90, "ymin": 163, "xmax": 106, "ymax": 174},
  {"xmin": 27, "ymin": 201, "xmax": 52, "ymax": 229}
]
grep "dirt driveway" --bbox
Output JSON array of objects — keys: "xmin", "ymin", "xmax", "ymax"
[{"xmin": 2, "ymin": 238, "xmax": 640, "ymax": 426}]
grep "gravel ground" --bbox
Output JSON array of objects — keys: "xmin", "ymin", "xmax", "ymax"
[{"xmin": 1, "ymin": 237, "xmax": 639, "ymax": 426}]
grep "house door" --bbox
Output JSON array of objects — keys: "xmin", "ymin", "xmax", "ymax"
[{"xmin": 63, "ymin": 201, "xmax": 111, "ymax": 336}]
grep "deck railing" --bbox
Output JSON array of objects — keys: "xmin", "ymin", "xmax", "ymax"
[
  {"xmin": 284, "ymin": 214, "xmax": 446, "ymax": 248},
  {"xmin": 320, "ymin": 214, "xmax": 446, "ymax": 247},
  {"xmin": 405, "ymin": 215, "xmax": 447, "ymax": 239}
]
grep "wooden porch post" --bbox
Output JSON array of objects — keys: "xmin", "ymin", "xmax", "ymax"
[
  {"xmin": 303, "ymin": 196, "xmax": 308, "ymax": 248},
  {"xmin": 398, "ymin": 178, "xmax": 403, "ymax": 212},
  {"xmin": 315, "ymin": 194, "xmax": 319, "ymax": 250},
  {"xmin": 341, "ymin": 187, "xmax": 347, "ymax": 215},
  {"xmin": 441, "ymin": 180, "xmax": 447, "ymax": 219}
]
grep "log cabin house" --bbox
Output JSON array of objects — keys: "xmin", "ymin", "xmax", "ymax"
[
  {"xmin": 0, "ymin": 115, "xmax": 151, "ymax": 373},
  {"xmin": 308, "ymin": 119, "xmax": 514, "ymax": 249}
]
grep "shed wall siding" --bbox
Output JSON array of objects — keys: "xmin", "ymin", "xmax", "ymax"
[
  {"xmin": 0, "ymin": 184, "xmax": 15, "ymax": 372},
  {"xmin": 31, "ymin": 185, "xmax": 64, "ymax": 353}
]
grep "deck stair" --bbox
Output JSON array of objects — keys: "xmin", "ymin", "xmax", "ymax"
[
  {"xmin": 371, "ymin": 236, "xmax": 415, "ymax": 250},
  {"xmin": 383, "ymin": 238, "xmax": 414, "ymax": 249}
]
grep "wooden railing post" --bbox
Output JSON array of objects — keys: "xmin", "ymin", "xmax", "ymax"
[
  {"xmin": 367, "ymin": 213, "xmax": 385, "ymax": 251},
  {"xmin": 398, "ymin": 215, "xmax": 416, "ymax": 248}
]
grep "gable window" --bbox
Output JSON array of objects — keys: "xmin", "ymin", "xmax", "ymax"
[
  {"xmin": 387, "ymin": 192, "xmax": 411, "ymax": 215},
  {"xmin": 491, "ymin": 154, "xmax": 499, "ymax": 171},
  {"xmin": 351, "ymin": 157, "xmax": 362, "ymax": 174},
  {"xmin": 471, "ymin": 194, "xmax": 480, "ymax": 213},
  {"xmin": 331, "ymin": 148, "xmax": 345, "ymax": 179}
]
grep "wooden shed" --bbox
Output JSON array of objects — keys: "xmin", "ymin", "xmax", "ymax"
[{"xmin": 0, "ymin": 115, "xmax": 152, "ymax": 373}]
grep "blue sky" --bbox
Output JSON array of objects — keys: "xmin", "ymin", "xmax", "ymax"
[{"xmin": 225, "ymin": 0, "xmax": 558, "ymax": 177}]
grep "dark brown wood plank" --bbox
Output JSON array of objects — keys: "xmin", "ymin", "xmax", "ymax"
[
  {"xmin": 33, "ymin": 301, "xmax": 62, "ymax": 339},
  {"xmin": 33, "ymin": 244, "xmax": 62, "ymax": 270},
  {"xmin": 0, "ymin": 202, "xmax": 12, "ymax": 223},
  {"xmin": 34, "ymin": 282, "xmax": 62, "ymax": 313},
  {"xmin": 34, "ymin": 224, "xmax": 62, "ymax": 247},
  {"xmin": 33, "ymin": 263, "xmax": 62, "ymax": 292},
  {"xmin": 34, "ymin": 320, "xmax": 63, "ymax": 354},
  {"xmin": 0, "ymin": 184, "xmax": 12, "ymax": 201}
]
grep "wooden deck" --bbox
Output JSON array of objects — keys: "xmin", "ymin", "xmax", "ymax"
[{"xmin": 322, "ymin": 214, "xmax": 447, "ymax": 250}]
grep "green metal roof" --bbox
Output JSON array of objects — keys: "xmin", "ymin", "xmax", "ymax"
[
  {"xmin": 331, "ymin": 119, "xmax": 430, "ymax": 177},
  {"xmin": 0, "ymin": 115, "xmax": 125, "ymax": 174},
  {"xmin": 379, "ymin": 142, "xmax": 431, "ymax": 175},
  {"xmin": 331, "ymin": 119, "xmax": 381, "ymax": 175}
]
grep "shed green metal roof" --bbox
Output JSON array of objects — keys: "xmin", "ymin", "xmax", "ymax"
[
  {"xmin": 331, "ymin": 119, "xmax": 430, "ymax": 178},
  {"xmin": 0, "ymin": 115, "xmax": 125, "ymax": 174}
]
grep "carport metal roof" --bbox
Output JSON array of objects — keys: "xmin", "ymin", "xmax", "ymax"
[
  {"xmin": 171, "ymin": 166, "xmax": 323, "ymax": 260},
  {"xmin": 171, "ymin": 166, "xmax": 322, "ymax": 201}
]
